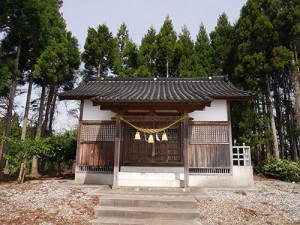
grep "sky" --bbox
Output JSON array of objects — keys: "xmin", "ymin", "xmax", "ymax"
[
  {"xmin": 14, "ymin": 0, "xmax": 249, "ymax": 133},
  {"xmin": 62, "ymin": 0, "xmax": 247, "ymax": 51}
]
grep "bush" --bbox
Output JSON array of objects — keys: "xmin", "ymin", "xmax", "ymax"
[
  {"xmin": 262, "ymin": 158, "xmax": 300, "ymax": 182},
  {"xmin": 1, "ymin": 130, "xmax": 77, "ymax": 177},
  {"xmin": 2, "ymin": 137, "xmax": 51, "ymax": 174}
]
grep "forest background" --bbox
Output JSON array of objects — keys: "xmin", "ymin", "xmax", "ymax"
[{"xmin": 0, "ymin": 0, "xmax": 299, "ymax": 182}]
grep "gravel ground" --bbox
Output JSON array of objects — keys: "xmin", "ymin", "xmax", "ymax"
[
  {"xmin": 0, "ymin": 178, "xmax": 98, "ymax": 225},
  {"xmin": 197, "ymin": 180, "xmax": 300, "ymax": 225},
  {"xmin": 0, "ymin": 177, "xmax": 299, "ymax": 225}
]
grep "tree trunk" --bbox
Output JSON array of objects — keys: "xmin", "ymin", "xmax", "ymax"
[
  {"xmin": 261, "ymin": 95, "xmax": 270, "ymax": 158},
  {"xmin": 30, "ymin": 84, "xmax": 46, "ymax": 177},
  {"xmin": 42, "ymin": 86, "xmax": 54, "ymax": 137},
  {"xmin": 166, "ymin": 57, "xmax": 169, "ymax": 78},
  {"xmin": 36, "ymin": 85, "xmax": 46, "ymax": 138},
  {"xmin": 291, "ymin": 45, "xmax": 300, "ymax": 161},
  {"xmin": 48, "ymin": 86, "xmax": 58, "ymax": 134},
  {"xmin": 266, "ymin": 74, "xmax": 280, "ymax": 159},
  {"xmin": 21, "ymin": 73, "xmax": 33, "ymax": 140},
  {"xmin": 292, "ymin": 44, "xmax": 300, "ymax": 130},
  {"xmin": 274, "ymin": 86, "xmax": 285, "ymax": 159},
  {"xmin": 284, "ymin": 80, "xmax": 298, "ymax": 161},
  {"xmin": 0, "ymin": 40, "xmax": 22, "ymax": 179}
]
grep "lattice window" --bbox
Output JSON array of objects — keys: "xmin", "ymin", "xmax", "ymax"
[
  {"xmin": 232, "ymin": 144, "xmax": 251, "ymax": 166},
  {"xmin": 189, "ymin": 124, "xmax": 229, "ymax": 144},
  {"xmin": 76, "ymin": 166, "xmax": 113, "ymax": 172},
  {"xmin": 189, "ymin": 167, "xmax": 230, "ymax": 174},
  {"xmin": 81, "ymin": 123, "xmax": 115, "ymax": 142}
]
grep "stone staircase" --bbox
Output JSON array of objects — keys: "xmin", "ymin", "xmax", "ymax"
[{"xmin": 90, "ymin": 189, "xmax": 201, "ymax": 225}]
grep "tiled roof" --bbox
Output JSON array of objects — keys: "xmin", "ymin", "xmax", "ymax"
[{"xmin": 58, "ymin": 77, "xmax": 252, "ymax": 104}]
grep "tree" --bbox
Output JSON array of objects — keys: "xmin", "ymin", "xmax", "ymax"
[
  {"xmin": 138, "ymin": 26, "xmax": 158, "ymax": 76},
  {"xmin": 0, "ymin": 0, "xmax": 34, "ymax": 178},
  {"xmin": 114, "ymin": 23, "xmax": 139, "ymax": 77},
  {"xmin": 82, "ymin": 24, "xmax": 117, "ymax": 79},
  {"xmin": 232, "ymin": 0, "xmax": 300, "ymax": 164},
  {"xmin": 210, "ymin": 13, "xmax": 234, "ymax": 75},
  {"xmin": 194, "ymin": 23, "xmax": 214, "ymax": 76},
  {"xmin": 156, "ymin": 15, "xmax": 177, "ymax": 77},
  {"xmin": 173, "ymin": 25, "xmax": 195, "ymax": 77},
  {"xmin": 114, "ymin": 22, "xmax": 129, "ymax": 75}
]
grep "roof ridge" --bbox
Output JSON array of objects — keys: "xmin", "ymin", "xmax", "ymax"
[{"xmin": 88, "ymin": 76, "xmax": 225, "ymax": 82}]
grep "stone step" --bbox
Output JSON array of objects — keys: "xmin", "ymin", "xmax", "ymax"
[
  {"xmin": 118, "ymin": 172, "xmax": 184, "ymax": 187},
  {"xmin": 118, "ymin": 178, "xmax": 182, "ymax": 187},
  {"xmin": 90, "ymin": 217, "xmax": 201, "ymax": 225},
  {"xmin": 119, "ymin": 172, "xmax": 184, "ymax": 180},
  {"xmin": 100, "ymin": 194, "xmax": 197, "ymax": 208},
  {"xmin": 120, "ymin": 166, "xmax": 184, "ymax": 173},
  {"xmin": 90, "ymin": 217, "xmax": 144, "ymax": 225},
  {"xmin": 94, "ymin": 206, "xmax": 199, "ymax": 220}
]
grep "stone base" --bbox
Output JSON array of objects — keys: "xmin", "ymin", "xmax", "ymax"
[
  {"xmin": 74, "ymin": 166, "xmax": 254, "ymax": 188},
  {"xmin": 75, "ymin": 172, "xmax": 113, "ymax": 185},
  {"xmin": 189, "ymin": 166, "xmax": 254, "ymax": 187}
]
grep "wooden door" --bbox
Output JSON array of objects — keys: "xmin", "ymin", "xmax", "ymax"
[{"xmin": 122, "ymin": 122, "xmax": 182, "ymax": 166}]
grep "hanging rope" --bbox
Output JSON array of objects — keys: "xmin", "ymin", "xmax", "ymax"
[{"xmin": 116, "ymin": 114, "xmax": 189, "ymax": 134}]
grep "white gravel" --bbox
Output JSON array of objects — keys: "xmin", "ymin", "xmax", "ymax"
[
  {"xmin": 0, "ymin": 179, "xmax": 98, "ymax": 225},
  {"xmin": 197, "ymin": 181, "xmax": 300, "ymax": 225},
  {"xmin": 0, "ymin": 178, "xmax": 299, "ymax": 225}
]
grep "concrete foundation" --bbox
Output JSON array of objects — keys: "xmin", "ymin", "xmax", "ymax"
[
  {"xmin": 189, "ymin": 166, "xmax": 254, "ymax": 187},
  {"xmin": 74, "ymin": 166, "xmax": 254, "ymax": 188},
  {"xmin": 75, "ymin": 172, "xmax": 113, "ymax": 185}
]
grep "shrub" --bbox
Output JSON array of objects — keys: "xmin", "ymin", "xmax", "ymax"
[{"xmin": 262, "ymin": 158, "xmax": 300, "ymax": 182}]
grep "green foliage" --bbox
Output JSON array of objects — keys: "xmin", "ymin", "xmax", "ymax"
[
  {"xmin": 139, "ymin": 26, "xmax": 158, "ymax": 76},
  {"xmin": 0, "ymin": 57, "xmax": 15, "ymax": 95},
  {"xmin": 194, "ymin": 23, "xmax": 214, "ymax": 76},
  {"xmin": 44, "ymin": 130, "xmax": 77, "ymax": 165},
  {"xmin": 232, "ymin": 0, "xmax": 300, "ymax": 163},
  {"xmin": 82, "ymin": 24, "xmax": 117, "ymax": 79},
  {"xmin": 1, "ymin": 130, "xmax": 77, "ymax": 175},
  {"xmin": 2, "ymin": 137, "xmax": 51, "ymax": 174},
  {"xmin": 262, "ymin": 158, "xmax": 300, "ymax": 182},
  {"xmin": 156, "ymin": 15, "xmax": 177, "ymax": 77},
  {"xmin": 210, "ymin": 13, "xmax": 234, "ymax": 75},
  {"xmin": 173, "ymin": 25, "xmax": 195, "ymax": 77}
]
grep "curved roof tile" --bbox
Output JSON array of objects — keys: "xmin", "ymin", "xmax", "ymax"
[{"xmin": 59, "ymin": 77, "xmax": 252, "ymax": 104}]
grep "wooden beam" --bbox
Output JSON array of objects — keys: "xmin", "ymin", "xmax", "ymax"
[
  {"xmin": 100, "ymin": 103, "xmax": 206, "ymax": 112},
  {"xmin": 113, "ymin": 116, "xmax": 121, "ymax": 187},
  {"xmin": 183, "ymin": 111, "xmax": 189, "ymax": 188}
]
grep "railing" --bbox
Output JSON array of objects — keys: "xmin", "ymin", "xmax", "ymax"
[
  {"xmin": 232, "ymin": 143, "xmax": 251, "ymax": 166},
  {"xmin": 76, "ymin": 165, "xmax": 113, "ymax": 173}
]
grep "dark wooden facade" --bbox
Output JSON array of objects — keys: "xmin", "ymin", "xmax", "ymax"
[{"xmin": 76, "ymin": 117, "xmax": 231, "ymax": 172}]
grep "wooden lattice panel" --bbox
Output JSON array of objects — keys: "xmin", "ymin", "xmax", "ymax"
[
  {"xmin": 189, "ymin": 124, "xmax": 229, "ymax": 144},
  {"xmin": 81, "ymin": 123, "xmax": 115, "ymax": 142}
]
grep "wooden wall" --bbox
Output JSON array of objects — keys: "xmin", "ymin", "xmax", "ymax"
[
  {"xmin": 189, "ymin": 144, "xmax": 230, "ymax": 167},
  {"xmin": 79, "ymin": 142, "xmax": 114, "ymax": 167},
  {"xmin": 78, "ymin": 121, "xmax": 115, "ymax": 168},
  {"xmin": 188, "ymin": 122, "xmax": 230, "ymax": 168}
]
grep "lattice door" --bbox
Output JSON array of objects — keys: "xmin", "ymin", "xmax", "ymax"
[{"xmin": 122, "ymin": 121, "xmax": 182, "ymax": 166}]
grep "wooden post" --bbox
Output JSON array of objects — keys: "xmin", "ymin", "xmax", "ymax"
[
  {"xmin": 227, "ymin": 100, "xmax": 233, "ymax": 175},
  {"xmin": 113, "ymin": 116, "xmax": 121, "ymax": 187},
  {"xmin": 183, "ymin": 112, "xmax": 189, "ymax": 188}
]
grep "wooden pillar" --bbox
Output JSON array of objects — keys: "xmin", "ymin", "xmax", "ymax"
[
  {"xmin": 227, "ymin": 100, "xmax": 233, "ymax": 175},
  {"xmin": 113, "ymin": 116, "xmax": 121, "ymax": 187},
  {"xmin": 183, "ymin": 112, "xmax": 189, "ymax": 188}
]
